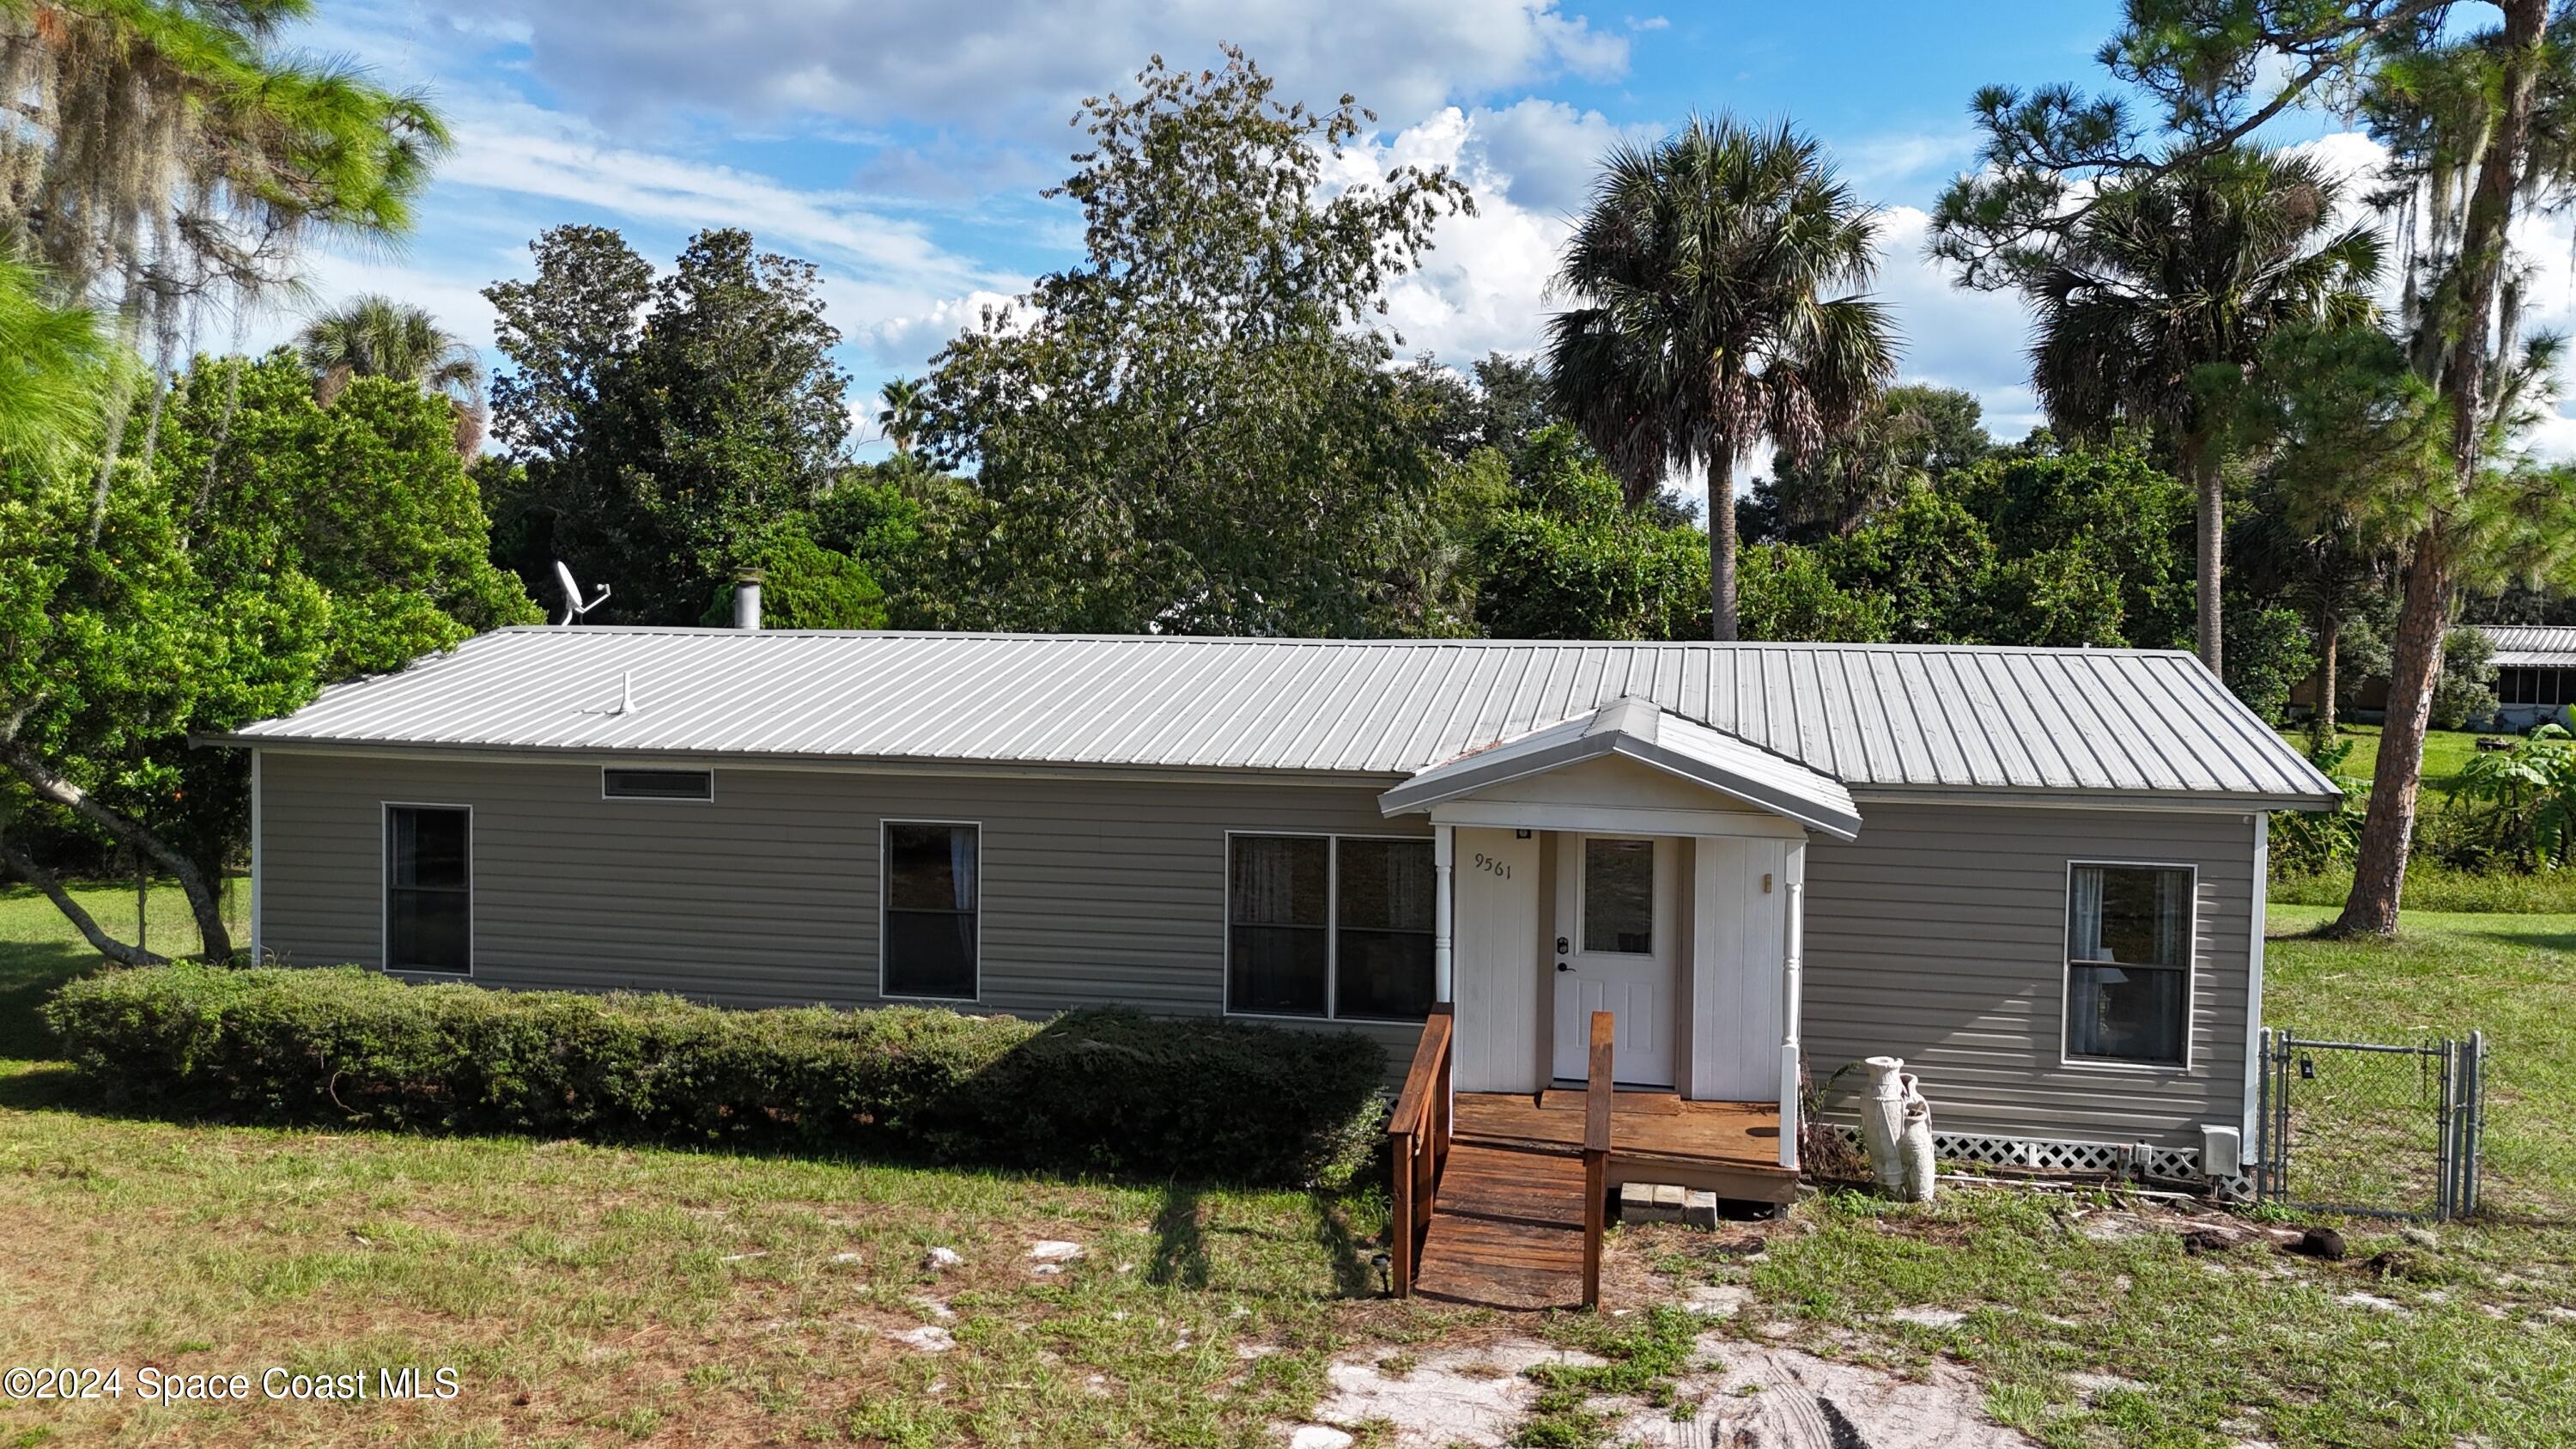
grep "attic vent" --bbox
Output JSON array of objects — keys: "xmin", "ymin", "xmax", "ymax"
[{"xmin": 602, "ymin": 768, "xmax": 713, "ymax": 801}]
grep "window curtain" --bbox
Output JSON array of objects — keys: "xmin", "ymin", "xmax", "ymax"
[
  {"xmin": 2069, "ymin": 866, "xmax": 2105, "ymax": 961},
  {"xmin": 2153, "ymin": 868, "xmax": 2187, "ymax": 968},
  {"xmin": 950, "ymin": 826, "xmax": 977, "ymax": 911},
  {"xmin": 1376, "ymin": 841, "xmax": 1434, "ymax": 928},
  {"xmin": 1234, "ymin": 837, "xmax": 1302, "ymax": 922}
]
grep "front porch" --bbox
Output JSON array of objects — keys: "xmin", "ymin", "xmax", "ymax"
[
  {"xmin": 1378, "ymin": 699, "xmax": 1855, "ymax": 1310},
  {"xmin": 1387, "ymin": 1009, "xmax": 1801, "ymax": 1312}
]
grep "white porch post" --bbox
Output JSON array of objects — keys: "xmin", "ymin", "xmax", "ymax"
[
  {"xmin": 1778, "ymin": 878, "xmax": 1803, "ymax": 1169},
  {"xmin": 1432, "ymin": 823, "xmax": 1455, "ymax": 1002}
]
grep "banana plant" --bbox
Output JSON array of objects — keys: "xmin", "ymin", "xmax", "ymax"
[{"xmin": 2455, "ymin": 726, "xmax": 2576, "ymax": 869}]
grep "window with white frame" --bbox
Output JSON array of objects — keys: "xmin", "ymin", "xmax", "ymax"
[
  {"xmin": 385, "ymin": 805, "xmax": 471, "ymax": 974},
  {"xmin": 2064, "ymin": 862, "xmax": 2192, "ymax": 1065},
  {"xmin": 882, "ymin": 822, "xmax": 978, "ymax": 999},
  {"xmin": 1227, "ymin": 834, "xmax": 1433, "ymax": 1020}
]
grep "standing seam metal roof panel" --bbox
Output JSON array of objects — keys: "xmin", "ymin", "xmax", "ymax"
[
  {"xmin": 220, "ymin": 628, "xmax": 2342, "ymax": 805},
  {"xmin": 2479, "ymin": 624, "xmax": 2576, "ymax": 667}
]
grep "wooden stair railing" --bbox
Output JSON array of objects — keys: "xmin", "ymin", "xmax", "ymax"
[
  {"xmin": 1387, "ymin": 1003, "xmax": 1453, "ymax": 1298},
  {"xmin": 1581, "ymin": 1010, "xmax": 1613, "ymax": 1310}
]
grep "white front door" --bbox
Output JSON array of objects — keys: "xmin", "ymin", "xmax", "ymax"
[{"xmin": 1553, "ymin": 834, "xmax": 1678, "ymax": 1086}]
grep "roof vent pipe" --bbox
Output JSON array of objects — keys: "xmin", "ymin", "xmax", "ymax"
[{"xmin": 733, "ymin": 571, "xmax": 763, "ymax": 631}]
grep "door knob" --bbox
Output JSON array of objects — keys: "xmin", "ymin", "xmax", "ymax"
[{"xmin": 1556, "ymin": 961, "xmax": 1571, "ymax": 973}]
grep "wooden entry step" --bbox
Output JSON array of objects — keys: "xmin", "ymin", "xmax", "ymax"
[{"xmin": 1409, "ymin": 1141, "xmax": 1590, "ymax": 1310}]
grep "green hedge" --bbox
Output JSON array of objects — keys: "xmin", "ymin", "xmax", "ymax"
[{"xmin": 40, "ymin": 966, "xmax": 1387, "ymax": 1187}]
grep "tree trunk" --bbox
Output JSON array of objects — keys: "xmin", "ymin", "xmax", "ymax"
[
  {"xmin": 2191, "ymin": 438, "xmax": 2224, "ymax": 676},
  {"xmin": 1710, "ymin": 436, "xmax": 1739, "ymax": 642},
  {"xmin": 2318, "ymin": 612, "xmax": 2341, "ymax": 740},
  {"xmin": 0, "ymin": 835, "xmax": 170, "ymax": 967},
  {"xmin": 2338, "ymin": 0, "xmax": 2548, "ymax": 938},
  {"xmin": 0, "ymin": 742, "xmax": 233, "ymax": 960},
  {"xmin": 2335, "ymin": 548, "xmax": 2449, "ymax": 935}
]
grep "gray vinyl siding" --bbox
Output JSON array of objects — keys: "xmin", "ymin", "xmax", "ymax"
[
  {"xmin": 257, "ymin": 751, "xmax": 1426, "ymax": 1058},
  {"xmin": 259, "ymin": 752, "xmax": 2261, "ymax": 1145},
  {"xmin": 1802, "ymin": 802, "xmax": 2256, "ymax": 1148}
]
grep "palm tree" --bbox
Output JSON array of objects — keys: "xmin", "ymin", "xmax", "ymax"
[
  {"xmin": 1546, "ymin": 117, "xmax": 1898, "ymax": 641},
  {"xmin": 2026, "ymin": 147, "xmax": 2380, "ymax": 674},
  {"xmin": 298, "ymin": 295, "xmax": 486, "ymax": 454},
  {"xmin": 876, "ymin": 376, "xmax": 925, "ymax": 456}
]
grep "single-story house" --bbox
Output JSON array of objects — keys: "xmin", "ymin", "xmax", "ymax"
[
  {"xmin": 209, "ymin": 616, "xmax": 2336, "ymax": 1190},
  {"xmin": 2289, "ymin": 622, "xmax": 2576, "ymax": 730},
  {"xmin": 2485, "ymin": 625, "xmax": 2576, "ymax": 729}
]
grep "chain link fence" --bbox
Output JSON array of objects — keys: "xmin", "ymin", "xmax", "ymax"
[{"xmin": 2255, "ymin": 1028, "xmax": 2485, "ymax": 1221}]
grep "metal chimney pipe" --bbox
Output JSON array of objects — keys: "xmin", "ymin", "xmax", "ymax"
[{"xmin": 733, "ymin": 570, "xmax": 763, "ymax": 630}]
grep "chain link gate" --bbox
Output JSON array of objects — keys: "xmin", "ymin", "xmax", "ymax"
[{"xmin": 2255, "ymin": 1028, "xmax": 2485, "ymax": 1221}]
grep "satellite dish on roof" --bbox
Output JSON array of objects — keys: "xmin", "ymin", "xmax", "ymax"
[{"xmin": 553, "ymin": 560, "xmax": 611, "ymax": 625}]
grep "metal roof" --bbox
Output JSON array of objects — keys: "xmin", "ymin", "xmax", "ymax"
[
  {"xmin": 2479, "ymin": 625, "xmax": 2576, "ymax": 668},
  {"xmin": 218, "ymin": 626, "xmax": 2340, "ymax": 807},
  {"xmin": 1379, "ymin": 697, "xmax": 1862, "ymax": 838}
]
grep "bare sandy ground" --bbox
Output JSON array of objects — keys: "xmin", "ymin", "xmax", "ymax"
[{"xmin": 1291, "ymin": 1331, "xmax": 2035, "ymax": 1448}]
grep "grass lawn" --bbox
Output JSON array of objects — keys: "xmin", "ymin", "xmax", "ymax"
[
  {"xmin": 2279, "ymin": 724, "xmax": 2488, "ymax": 811},
  {"xmin": 3, "ymin": 883, "xmax": 2574, "ymax": 1446},
  {"xmin": 1659, "ymin": 908, "xmax": 2576, "ymax": 1448}
]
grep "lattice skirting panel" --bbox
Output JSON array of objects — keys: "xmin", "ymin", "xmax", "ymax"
[{"xmin": 1830, "ymin": 1124, "xmax": 2256, "ymax": 1200}]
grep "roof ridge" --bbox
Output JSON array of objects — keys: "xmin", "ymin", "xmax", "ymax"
[{"xmin": 489, "ymin": 624, "xmax": 2198, "ymax": 659}]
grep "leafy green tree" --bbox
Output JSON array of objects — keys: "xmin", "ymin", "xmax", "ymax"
[
  {"xmin": 1, "ymin": 351, "xmax": 534, "ymax": 962},
  {"xmin": 1467, "ymin": 424, "xmax": 1707, "ymax": 641},
  {"xmin": 1976, "ymin": 539, "xmax": 2131, "ymax": 648},
  {"xmin": 694, "ymin": 526, "xmax": 885, "ymax": 630},
  {"xmin": 2431, "ymin": 624, "xmax": 2500, "ymax": 730},
  {"xmin": 1949, "ymin": 146, "xmax": 2379, "ymax": 674},
  {"xmin": 1753, "ymin": 384, "xmax": 1994, "ymax": 542},
  {"xmin": 1829, "ymin": 484, "xmax": 1997, "ymax": 642},
  {"xmin": 0, "ymin": 0, "xmax": 448, "ymax": 531},
  {"xmin": 298, "ymin": 294, "xmax": 485, "ymax": 454},
  {"xmin": 920, "ymin": 49, "xmax": 1473, "ymax": 636},
  {"xmin": 1949, "ymin": 436, "xmax": 2196, "ymax": 648},
  {"xmin": 1546, "ymin": 116, "xmax": 1897, "ymax": 640},
  {"xmin": 2221, "ymin": 600, "xmax": 2318, "ymax": 726},
  {"xmin": 484, "ymin": 226, "xmax": 853, "ymax": 624},
  {"xmin": 1735, "ymin": 543, "xmax": 1891, "ymax": 642},
  {"xmin": 1929, "ymin": 0, "xmax": 2576, "ymax": 935}
]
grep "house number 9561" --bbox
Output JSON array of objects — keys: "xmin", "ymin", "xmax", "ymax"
[{"xmin": 1473, "ymin": 853, "xmax": 1511, "ymax": 879}]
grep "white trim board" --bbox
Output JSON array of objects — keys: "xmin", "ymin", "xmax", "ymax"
[
  {"xmin": 2057, "ymin": 857, "xmax": 2200, "ymax": 1075},
  {"xmin": 379, "ymin": 800, "xmax": 473, "ymax": 977},
  {"xmin": 876, "ymin": 817, "xmax": 984, "ymax": 1005}
]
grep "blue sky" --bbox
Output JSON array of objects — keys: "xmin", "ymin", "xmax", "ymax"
[{"xmin": 275, "ymin": 1, "xmax": 2574, "ymax": 487}]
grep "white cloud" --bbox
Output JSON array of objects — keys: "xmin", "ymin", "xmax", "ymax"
[
  {"xmin": 1460, "ymin": 97, "xmax": 1662, "ymax": 216},
  {"xmin": 852, "ymin": 289, "xmax": 1026, "ymax": 374},
  {"xmin": 447, "ymin": 0, "xmax": 1631, "ymax": 146}
]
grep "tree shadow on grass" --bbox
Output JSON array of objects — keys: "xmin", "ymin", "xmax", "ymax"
[
  {"xmin": 1309, "ymin": 1190, "xmax": 1382, "ymax": 1300},
  {"xmin": 1151, "ymin": 1184, "xmax": 1210, "ymax": 1288},
  {"xmin": 0, "ymin": 938, "xmax": 103, "ymax": 1062},
  {"xmin": 0, "ymin": 1062, "xmax": 84, "ymax": 1111}
]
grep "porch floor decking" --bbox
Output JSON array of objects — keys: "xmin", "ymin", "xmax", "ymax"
[{"xmin": 1454, "ymin": 1090, "xmax": 1798, "ymax": 1202}]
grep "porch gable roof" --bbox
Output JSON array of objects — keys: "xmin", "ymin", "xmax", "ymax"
[{"xmin": 1377, "ymin": 697, "xmax": 1862, "ymax": 840}]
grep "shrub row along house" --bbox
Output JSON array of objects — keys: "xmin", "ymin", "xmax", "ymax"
[{"xmin": 209, "ymin": 603, "xmax": 2335, "ymax": 1194}]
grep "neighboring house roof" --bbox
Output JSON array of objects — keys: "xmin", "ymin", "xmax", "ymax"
[
  {"xmin": 2480, "ymin": 625, "xmax": 2576, "ymax": 669},
  {"xmin": 216, "ymin": 626, "xmax": 2340, "ymax": 808},
  {"xmin": 1379, "ymin": 697, "xmax": 1863, "ymax": 839}
]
